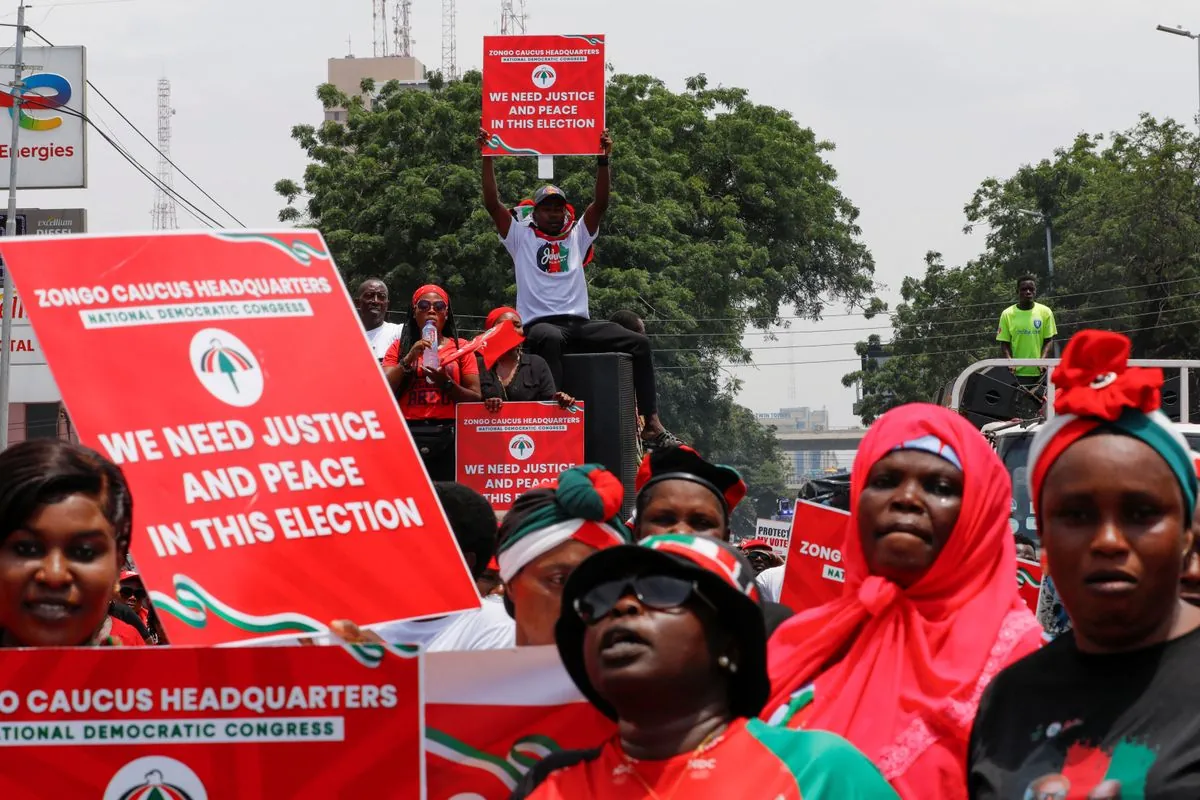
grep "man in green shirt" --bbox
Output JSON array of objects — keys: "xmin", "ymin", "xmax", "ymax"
[{"xmin": 997, "ymin": 275, "xmax": 1057, "ymax": 411}]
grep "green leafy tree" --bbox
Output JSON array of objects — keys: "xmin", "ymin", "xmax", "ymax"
[
  {"xmin": 277, "ymin": 71, "xmax": 876, "ymax": 517},
  {"xmin": 843, "ymin": 115, "xmax": 1200, "ymax": 423}
]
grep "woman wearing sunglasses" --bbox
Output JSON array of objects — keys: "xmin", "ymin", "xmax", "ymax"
[
  {"xmin": 384, "ymin": 284, "xmax": 482, "ymax": 481},
  {"xmin": 0, "ymin": 440, "xmax": 145, "ymax": 647},
  {"xmin": 511, "ymin": 534, "xmax": 895, "ymax": 799}
]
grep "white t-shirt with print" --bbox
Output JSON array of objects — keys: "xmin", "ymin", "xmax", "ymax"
[
  {"xmin": 501, "ymin": 220, "xmax": 598, "ymax": 324},
  {"xmin": 365, "ymin": 321, "xmax": 404, "ymax": 361}
]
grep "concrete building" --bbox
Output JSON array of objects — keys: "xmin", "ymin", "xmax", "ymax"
[
  {"xmin": 756, "ymin": 406, "xmax": 850, "ymax": 487},
  {"xmin": 325, "ymin": 55, "xmax": 428, "ymax": 123},
  {"xmin": 3, "ymin": 208, "xmax": 86, "ymax": 445}
]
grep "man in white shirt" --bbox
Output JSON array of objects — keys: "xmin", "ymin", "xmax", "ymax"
[
  {"xmin": 356, "ymin": 277, "xmax": 404, "ymax": 363},
  {"xmin": 478, "ymin": 129, "xmax": 680, "ymax": 449},
  {"xmin": 756, "ymin": 564, "xmax": 786, "ymax": 604}
]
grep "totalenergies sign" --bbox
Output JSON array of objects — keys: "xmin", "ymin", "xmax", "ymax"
[{"xmin": 0, "ymin": 46, "xmax": 87, "ymax": 189}]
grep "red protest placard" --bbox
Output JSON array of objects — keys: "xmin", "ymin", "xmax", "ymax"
[
  {"xmin": 0, "ymin": 644, "xmax": 423, "ymax": 798},
  {"xmin": 0, "ymin": 231, "xmax": 480, "ymax": 646},
  {"xmin": 482, "ymin": 34, "xmax": 606, "ymax": 157},
  {"xmin": 779, "ymin": 500, "xmax": 850, "ymax": 612},
  {"xmin": 456, "ymin": 401, "xmax": 585, "ymax": 511},
  {"xmin": 425, "ymin": 647, "xmax": 615, "ymax": 799}
]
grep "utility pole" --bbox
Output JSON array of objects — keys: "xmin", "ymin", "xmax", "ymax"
[
  {"xmin": 151, "ymin": 78, "xmax": 178, "ymax": 231},
  {"xmin": 372, "ymin": 0, "xmax": 389, "ymax": 58},
  {"xmin": 394, "ymin": 0, "xmax": 413, "ymax": 57},
  {"xmin": 0, "ymin": 2, "xmax": 27, "ymax": 451},
  {"xmin": 1156, "ymin": 24, "xmax": 1200, "ymax": 129},
  {"xmin": 500, "ymin": 0, "xmax": 527, "ymax": 35},
  {"xmin": 442, "ymin": 0, "xmax": 458, "ymax": 80}
]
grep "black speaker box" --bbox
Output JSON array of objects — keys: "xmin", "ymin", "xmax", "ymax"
[
  {"xmin": 1159, "ymin": 373, "xmax": 1200, "ymax": 423},
  {"xmin": 960, "ymin": 367, "xmax": 1020, "ymax": 420},
  {"xmin": 561, "ymin": 353, "xmax": 639, "ymax": 519},
  {"xmin": 962, "ymin": 410, "xmax": 1012, "ymax": 432}
]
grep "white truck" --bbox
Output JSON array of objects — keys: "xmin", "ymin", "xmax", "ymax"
[{"xmin": 949, "ymin": 358, "xmax": 1200, "ymax": 543}]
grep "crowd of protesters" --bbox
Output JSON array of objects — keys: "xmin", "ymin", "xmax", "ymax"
[
  {"xmin": 3, "ymin": 328, "xmax": 1199, "ymax": 796},
  {"xmin": 2, "ymin": 127, "xmax": 1200, "ymax": 797}
]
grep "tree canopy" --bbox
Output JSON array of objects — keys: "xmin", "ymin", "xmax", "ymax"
[
  {"xmin": 844, "ymin": 115, "xmax": 1200, "ymax": 423},
  {"xmin": 277, "ymin": 70, "xmax": 877, "ymax": 533}
]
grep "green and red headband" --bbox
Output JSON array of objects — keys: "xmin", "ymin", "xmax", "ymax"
[
  {"xmin": 1028, "ymin": 330, "xmax": 1197, "ymax": 518},
  {"xmin": 497, "ymin": 465, "xmax": 631, "ymax": 581}
]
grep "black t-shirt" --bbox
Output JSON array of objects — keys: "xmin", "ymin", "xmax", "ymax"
[
  {"xmin": 479, "ymin": 352, "xmax": 557, "ymax": 402},
  {"xmin": 968, "ymin": 624, "xmax": 1200, "ymax": 799}
]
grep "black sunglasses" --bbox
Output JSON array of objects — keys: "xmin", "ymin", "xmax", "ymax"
[
  {"xmin": 574, "ymin": 575, "xmax": 712, "ymax": 625},
  {"xmin": 119, "ymin": 586, "xmax": 146, "ymax": 600},
  {"xmin": 415, "ymin": 300, "xmax": 448, "ymax": 313}
]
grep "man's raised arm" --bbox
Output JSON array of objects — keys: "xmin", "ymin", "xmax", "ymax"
[
  {"xmin": 583, "ymin": 129, "xmax": 613, "ymax": 235},
  {"xmin": 478, "ymin": 128, "xmax": 512, "ymax": 238}
]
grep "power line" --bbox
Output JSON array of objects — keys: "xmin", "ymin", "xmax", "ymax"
[
  {"xmin": 458, "ymin": 276, "xmax": 1200, "ymax": 331},
  {"xmin": 656, "ymin": 318, "xmax": 1200, "ymax": 370},
  {"xmin": 638, "ymin": 287, "xmax": 1200, "ymax": 338},
  {"xmin": 26, "ymin": 26, "xmax": 246, "ymax": 228},
  {"xmin": 649, "ymin": 294, "xmax": 1200, "ymax": 353},
  {"xmin": 50, "ymin": 105, "xmax": 222, "ymax": 227}
]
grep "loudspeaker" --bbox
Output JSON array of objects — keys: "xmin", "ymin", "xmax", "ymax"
[
  {"xmin": 962, "ymin": 410, "xmax": 1013, "ymax": 432},
  {"xmin": 561, "ymin": 353, "xmax": 639, "ymax": 519},
  {"xmin": 1159, "ymin": 373, "xmax": 1200, "ymax": 423},
  {"xmin": 961, "ymin": 367, "xmax": 1020, "ymax": 420}
]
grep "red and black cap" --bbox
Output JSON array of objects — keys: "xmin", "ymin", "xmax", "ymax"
[
  {"xmin": 554, "ymin": 533, "xmax": 769, "ymax": 721},
  {"xmin": 635, "ymin": 445, "xmax": 747, "ymax": 515}
]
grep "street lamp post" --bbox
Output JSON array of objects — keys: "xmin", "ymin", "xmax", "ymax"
[
  {"xmin": 1016, "ymin": 208, "xmax": 1054, "ymax": 287},
  {"xmin": 1156, "ymin": 24, "xmax": 1200, "ymax": 128}
]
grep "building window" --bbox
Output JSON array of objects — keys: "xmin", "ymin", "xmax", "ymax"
[{"xmin": 25, "ymin": 403, "xmax": 60, "ymax": 440}]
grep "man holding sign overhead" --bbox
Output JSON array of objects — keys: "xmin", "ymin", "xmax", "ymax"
[{"xmin": 478, "ymin": 128, "xmax": 681, "ymax": 450}]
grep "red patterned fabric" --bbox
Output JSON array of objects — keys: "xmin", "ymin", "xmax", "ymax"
[{"xmin": 1050, "ymin": 329, "xmax": 1162, "ymax": 420}]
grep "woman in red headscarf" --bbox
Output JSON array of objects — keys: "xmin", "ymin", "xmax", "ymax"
[
  {"xmin": 478, "ymin": 306, "xmax": 574, "ymax": 412},
  {"xmin": 383, "ymin": 285, "xmax": 481, "ymax": 480},
  {"xmin": 764, "ymin": 403, "xmax": 1042, "ymax": 800}
]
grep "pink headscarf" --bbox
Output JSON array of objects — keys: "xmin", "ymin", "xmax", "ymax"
[{"xmin": 766, "ymin": 404, "xmax": 1041, "ymax": 799}]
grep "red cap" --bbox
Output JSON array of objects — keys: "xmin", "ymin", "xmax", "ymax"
[{"xmin": 119, "ymin": 570, "xmax": 139, "ymax": 582}]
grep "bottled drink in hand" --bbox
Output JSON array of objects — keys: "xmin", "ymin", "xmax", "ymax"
[{"xmin": 422, "ymin": 321, "xmax": 440, "ymax": 381}]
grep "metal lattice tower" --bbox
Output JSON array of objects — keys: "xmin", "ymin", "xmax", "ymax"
[
  {"xmin": 372, "ymin": 0, "xmax": 389, "ymax": 57},
  {"xmin": 150, "ymin": 78, "xmax": 178, "ymax": 231},
  {"xmin": 393, "ymin": 0, "xmax": 413, "ymax": 57},
  {"xmin": 500, "ymin": 0, "xmax": 527, "ymax": 35},
  {"xmin": 441, "ymin": 0, "xmax": 457, "ymax": 79}
]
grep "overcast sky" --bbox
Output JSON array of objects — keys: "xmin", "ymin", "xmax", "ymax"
[{"xmin": 12, "ymin": 0, "xmax": 1200, "ymax": 426}]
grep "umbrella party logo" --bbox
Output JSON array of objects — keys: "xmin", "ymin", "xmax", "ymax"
[
  {"xmin": 188, "ymin": 328, "xmax": 264, "ymax": 408},
  {"xmin": 104, "ymin": 758, "xmax": 207, "ymax": 800},
  {"xmin": 509, "ymin": 434, "xmax": 536, "ymax": 461},
  {"xmin": 531, "ymin": 64, "xmax": 557, "ymax": 89}
]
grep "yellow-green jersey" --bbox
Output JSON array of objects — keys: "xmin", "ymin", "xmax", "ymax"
[{"xmin": 997, "ymin": 303, "xmax": 1057, "ymax": 377}]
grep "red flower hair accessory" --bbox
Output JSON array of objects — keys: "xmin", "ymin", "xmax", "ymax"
[{"xmin": 1050, "ymin": 330, "xmax": 1163, "ymax": 421}]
